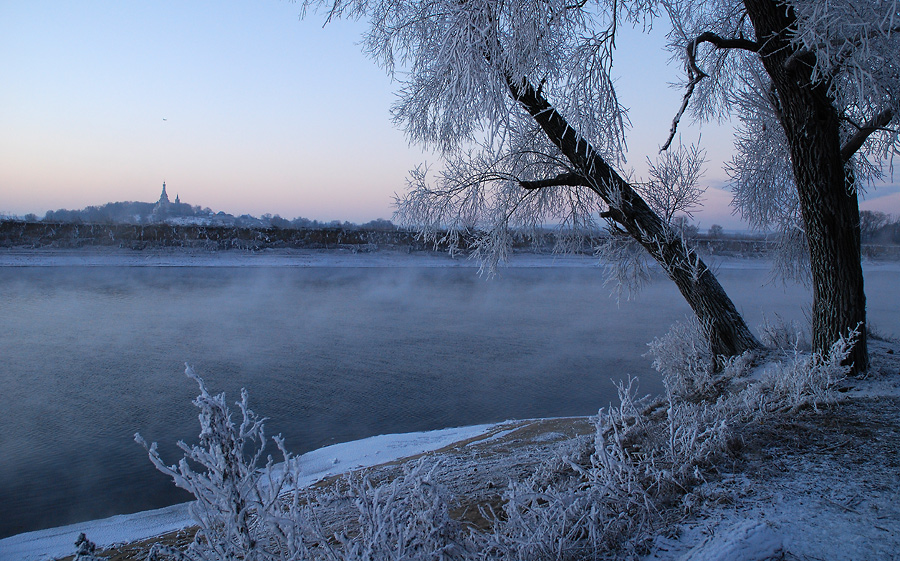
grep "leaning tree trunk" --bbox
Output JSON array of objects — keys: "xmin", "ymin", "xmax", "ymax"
[
  {"xmin": 744, "ymin": 0, "xmax": 868, "ymax": 373},
  {"xmin": 508, "ymin": 78, "xmax": 760, "ymax": 359}
]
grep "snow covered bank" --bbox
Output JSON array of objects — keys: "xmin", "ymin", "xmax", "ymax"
[
  {"xmin": 0, "ymin": 423, "xmax": 497, "ymax": 561},
  {"xmin": 642, "ymin": 339, "xmax": 900, "ymax": 561}
]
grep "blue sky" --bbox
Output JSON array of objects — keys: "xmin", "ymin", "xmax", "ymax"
[{"xmin": 2, "ymin": 1, "xmax": 897, "ymax": 229}]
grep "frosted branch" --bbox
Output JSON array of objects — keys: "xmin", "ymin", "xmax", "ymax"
[
  {"xmin": 662, "ymin": 32, "xmax": 760, "ymax": 152},
  {"xmin": 519, "ymin": 172, "xmax": 588, "ymax": 189},
  {"xmin": 841, "ymin": 108, "xmax": 895, "ymax": 161}
]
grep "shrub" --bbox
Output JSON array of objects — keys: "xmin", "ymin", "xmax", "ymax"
[
  {"xmin": 646, "ymin": 317, "xmax": 716, "ymax": 399},
  {"xmin": 135, "ymin": 365, "xmax": 319, "ymax": 560},
  {"xmin": 132, "ymin": 365, "xmax": 470, "ymax": 561},
  {"xmin": 757, "ymin": 314, "xmax": 809, "ymax": 351}
]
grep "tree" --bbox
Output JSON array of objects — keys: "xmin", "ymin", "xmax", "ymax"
[
  {"xmin": 302, "ymin": 0, "xmax": 899, "ymax": 371},
  {"xmin": 859, "ymin": 210, "xmax": 890, "ymax": 242},
  {"xmin": 303, "ymin": 0, "xmax": 760, "ymax": 359},
  {"xmin": 708, "ymin": 224, "xmax": 724, "ymax": 238},
  {"xmin": 665, "ymin": 1, "xmax": 900, "ymax": 372}
]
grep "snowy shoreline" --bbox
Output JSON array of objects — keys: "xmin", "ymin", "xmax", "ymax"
[{"xmin": 0, "ymin": 423, "xmax": 501, "ymax": 561}]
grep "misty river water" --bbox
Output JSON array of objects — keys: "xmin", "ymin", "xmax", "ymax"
[{"xmin": 1, "ymin": 262, "xmax": 898, "ymax": 538}]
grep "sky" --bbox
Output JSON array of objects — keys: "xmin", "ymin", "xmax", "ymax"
[{"xmin": 1, "ymin": 1, "xmax": 898, "ymax": 230}]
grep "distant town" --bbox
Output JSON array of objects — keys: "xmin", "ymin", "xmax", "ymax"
[{"xmin": 6, "ymin": 182, "xmax": 398, "ymax": 232}]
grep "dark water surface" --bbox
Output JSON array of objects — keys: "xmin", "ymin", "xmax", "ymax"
[{"xmin": 1, "ymin": 264, "xmax": 897, "ymax": 538}]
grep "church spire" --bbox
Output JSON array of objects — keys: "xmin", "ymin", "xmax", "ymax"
[{"xmin": 159, "ymin": 181, "xmax": 170, "ymax": 204}]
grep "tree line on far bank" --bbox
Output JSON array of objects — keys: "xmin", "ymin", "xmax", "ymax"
[{"xmin": 3, "ymin": 202, "xmax": 401, "ymax": 232}]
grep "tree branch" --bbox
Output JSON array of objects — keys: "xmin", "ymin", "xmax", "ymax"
[
  {"xmin": 841, "ymin": 108, "xmax": 894, "ymax": 161},
  {"xmin": 600, "ymin": 208, "xmax": 627, "ymax": 224},
  {"xmin": 691, "ymin": 31, "xmax": 761, "ymax": 54},
  {"xmin": 662, "ymin": 32, "xmax": 761, "ymax": 152},
  {"xmin": 519, "ymin": 172, "xmax": 588, "ymax": 190}
]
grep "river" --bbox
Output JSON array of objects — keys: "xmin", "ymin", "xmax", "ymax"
[{"xmin": 1, "ymin": 258, "xmax": 897, "ymax": 538}]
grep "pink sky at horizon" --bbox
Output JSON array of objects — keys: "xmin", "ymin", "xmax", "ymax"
[{"xmin": 2, "ymin": 1, "xmax": 898, "ymax": 231}]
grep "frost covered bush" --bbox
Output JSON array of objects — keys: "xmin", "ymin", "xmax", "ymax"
[
  {"xmin": 484, "ymin": 394, "xmax": 656, "ymax": 559},
  {"xmin": 75, "ymin": 322, "xmax": 858, "ymax": 561},
  {"xmin": 135, "ymin": 365, "xmax": 320, "ymax": 561},
  {"xmin": 742, "ymin": 331, "xmax": 856, "ymax": 415},
  {"xmin": 332, "ymin": 463, "xmax": 474, "ymax": 561},
  {"xmin": 131, "ymin": 365, "xmax": 469, "ymax": 561},
  {"xmin": 646, "ymin": 317, "xmax": 717, "ymax": 399},
  {"xmin": 757, "ymin": 314, "xmax": 809, "ymax": 351},
  {"xmin": 73, "ymin": 533, "xmax": 103, "ymax": 561},
  {"xmin": 484, "ymin": 376, "xmax": 738, "ymax": 559},
  {"xmin": 484, "ymin": 322, "xmax": 855, "ymax": 559}
]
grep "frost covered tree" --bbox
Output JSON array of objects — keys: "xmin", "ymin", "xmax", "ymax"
[
  {"xmin": 301, "ymin": 0, "xmax": 899, "ymax": 371},
  {"xmin": 302, "ymin": 0, "xmax": 761, "ymax": 359},
  {"xmin": 664, "ymin": 0, "xmax": 900, "ymax": 372}
]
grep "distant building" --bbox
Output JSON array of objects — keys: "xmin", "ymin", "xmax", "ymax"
[
  {"xmin": 151, "ymin": 181, "xmax": 194, "ymax": 222},
  {"xmin": 151, "ymin": 181, "xmax": 172, "ymax": 219},
  {"xmin": 158, "ymin": 182, "xmax": 170, "ymax": 205}
]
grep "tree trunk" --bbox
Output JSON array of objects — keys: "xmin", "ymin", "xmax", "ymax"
[
  {"xmin": 508, "ymin": 78, "xmax": 760, "ymax": 358},
  {"xmin": 744, "ymin": 0, "xmax": 868, "ymax": 373}
]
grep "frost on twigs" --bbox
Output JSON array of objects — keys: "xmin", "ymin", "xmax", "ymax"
[
  {"xmin": 743, "ymin": 328, "xmax": 857, "ymax": 415},
  {"xmin": 647, "ymin": 317, "xmax": 717, "ymax": 399},
  {"xmin": 639, "ymin": 140, "xmax": 706, "ymax": 226},
  {"xmin": 332, "ymin": 461, "xmax": 475, "ymax": 560},
  {"xmin": 135, "ymin": 364, "xmax": 319, "ymax": 561},
  {"xmin": 595, "ymin": 233, "xmax": 651, "ymax": 302},
  {"xmin": 596, "ymin": 140, "xmax": 709, "ymax": 301},
  {"xmin": 133, "ymin": 365, "xmax": 473, "ymax": 560},
  {"xmin": 757, "ymin": 314, "xmax": 810, "ymax": 351},
  {"xmin": 394, "ymin": 136, "xmax": 606, "ymax": 277}
]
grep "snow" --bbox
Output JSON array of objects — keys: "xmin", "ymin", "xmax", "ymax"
[
  {"xmin": 0, "ymin": 423, "xmax": 495, "ymax": 561},
  {"xmin": 642, "ymin": 340, "xmax": 900, "ymax": 561},
  {"xmin": 677, "ymin": 520, "xmax": 783, "ymax": 561},
  {"xmin": 647, "ymin": 485, "xmax": 899, "ymax": 561}
]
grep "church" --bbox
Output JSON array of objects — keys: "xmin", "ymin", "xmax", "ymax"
[
  {"xmin": 156, "ymin": 181, "xmax": 180, "ymax": 205},
  {"xmin": 151, "ymin": 181, "xmax": 188, "ymax": 220}
]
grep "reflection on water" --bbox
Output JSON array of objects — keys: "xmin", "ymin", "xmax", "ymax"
[{"xmin": 0, "ymin": 264, "xmax": 896, "ymax": 538}]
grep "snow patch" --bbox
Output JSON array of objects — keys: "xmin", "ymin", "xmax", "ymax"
[{"xmin": 678, "ymin": 520, "xmax": 782, "ymax": 561}]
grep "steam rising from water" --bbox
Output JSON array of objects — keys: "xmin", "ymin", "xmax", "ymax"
[{"xmin": 0, "ymin": 263, "xmax": 897, "ymax": 538}]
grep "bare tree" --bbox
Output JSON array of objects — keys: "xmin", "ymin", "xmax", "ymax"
[
  {"xmin": 665, "ymin": 0, "xmax": 900, "ymax": 372},
  {"xmin": 859, "ymin": 210, "xmax": 890, "ymax": 242},
  {"xmin": 302, "ymin": 0, "xmax": 760, "ymax": 359}
]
